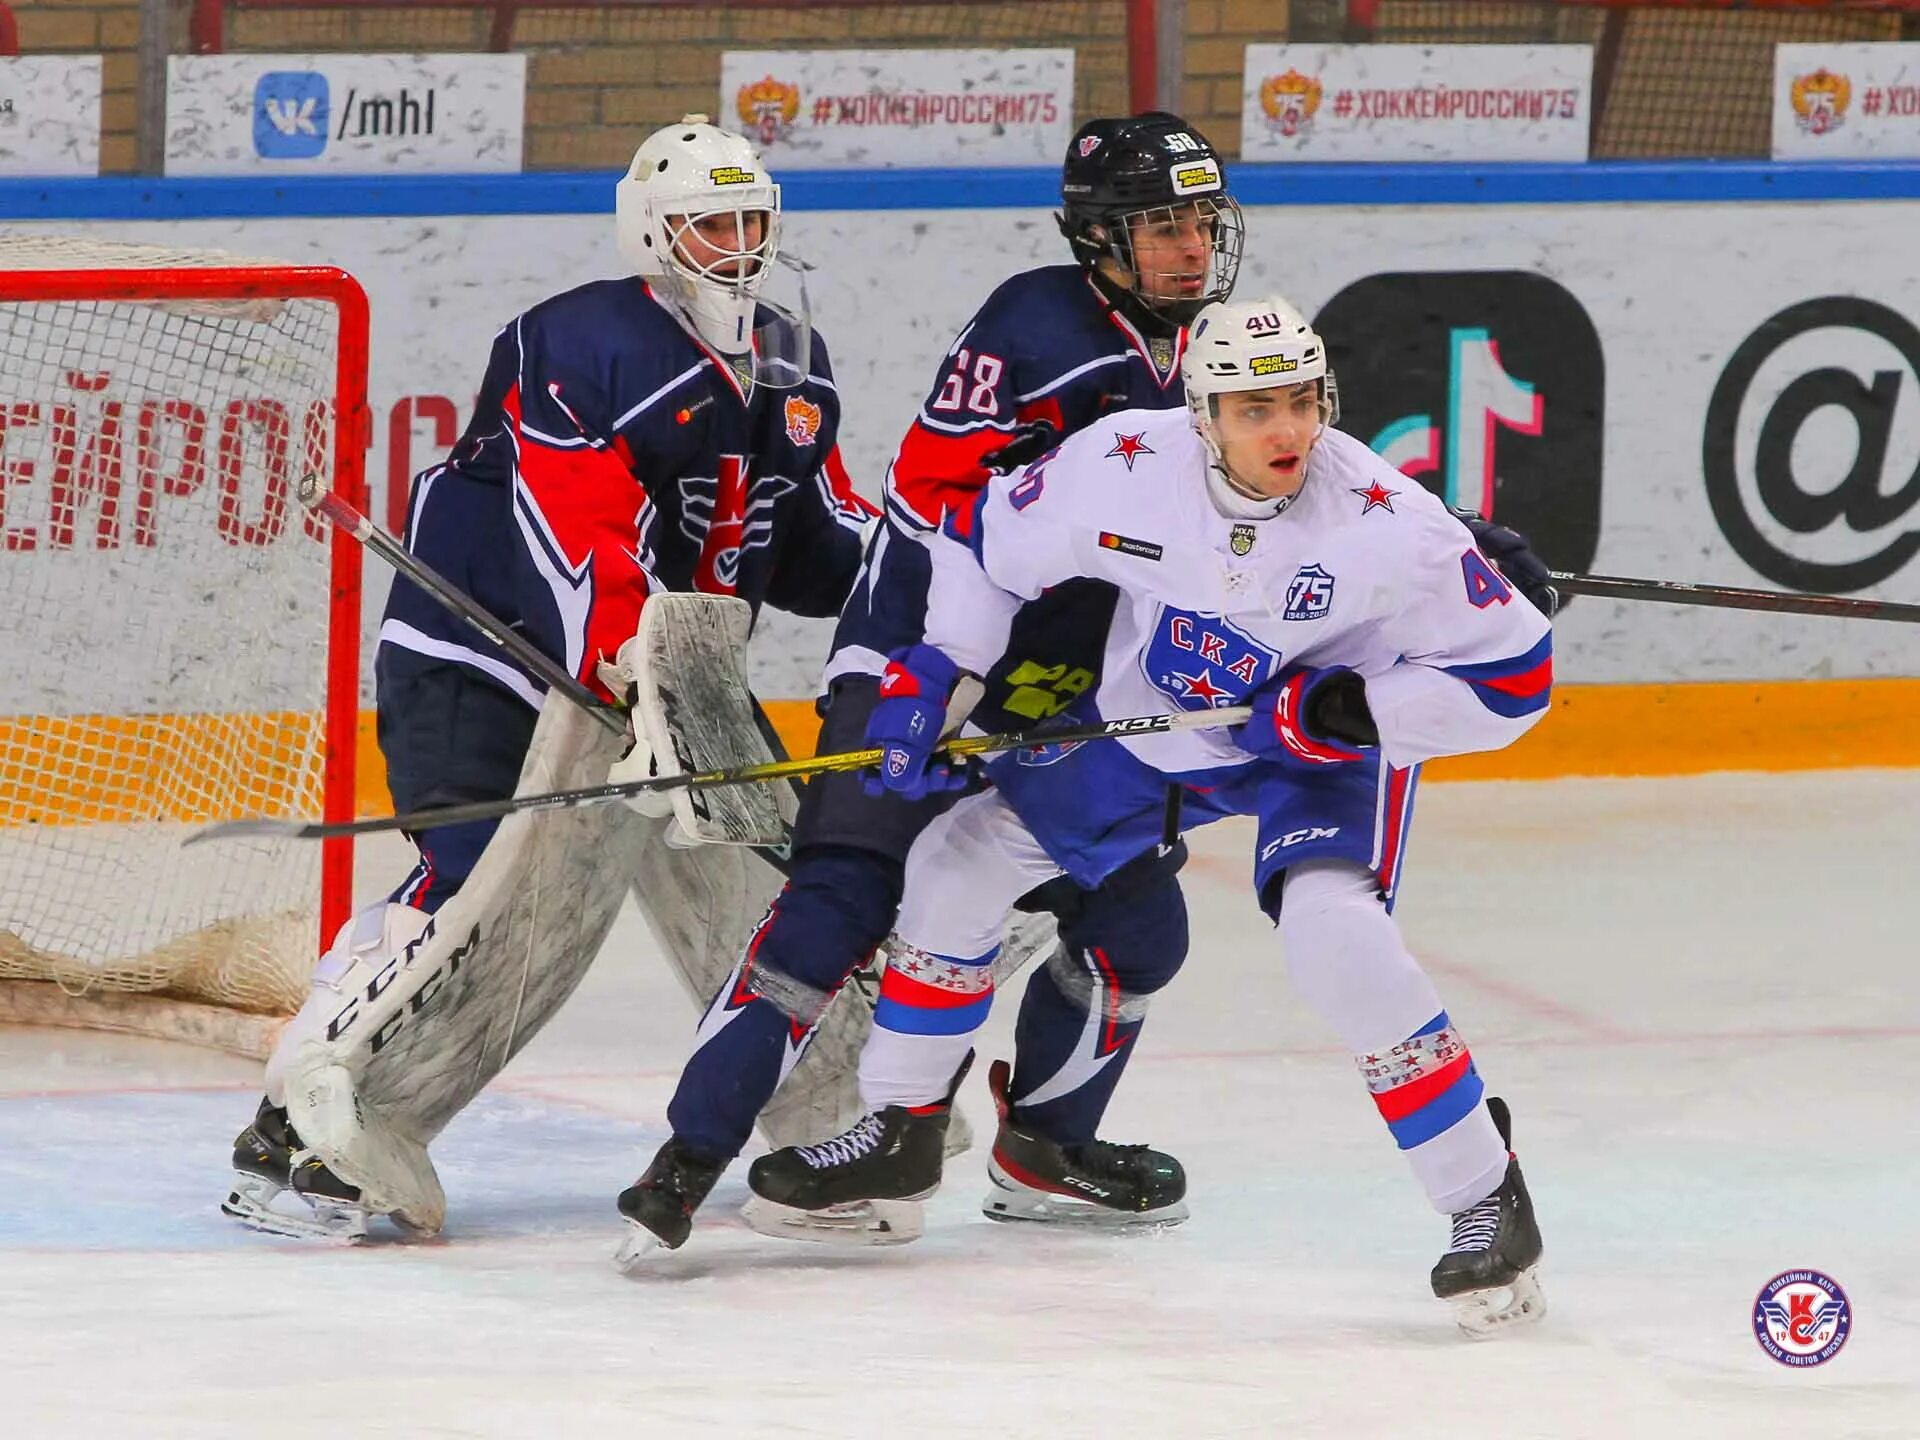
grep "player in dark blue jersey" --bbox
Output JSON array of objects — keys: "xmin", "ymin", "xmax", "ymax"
[{"xmin": 225, "ymin": 116, "xmax": 875, "ymax": 1236}]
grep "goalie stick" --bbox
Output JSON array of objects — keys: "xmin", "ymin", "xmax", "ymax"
[
  {"xmin": 298, "ymin": 475, "xmax": 628, "ymax": 739},
  {"xmin": 189, "ymin": 705, "xmax": 1258, "ymax": 845},
  {"xmin": 297, "ymin": 475, "xmax": 799, "ymax": 861}
]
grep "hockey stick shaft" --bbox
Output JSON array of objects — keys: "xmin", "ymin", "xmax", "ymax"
[
  {"xmin": 298, "ymin": 476, "xmax": 629, "ymax": 737},
  {"xmin": 1550, "ymin": 571, "xmax": 1920, "ymax": 624},
  {"xmin": 188, "ymin": 704, "xmax": 1253, "ymax": 844}
]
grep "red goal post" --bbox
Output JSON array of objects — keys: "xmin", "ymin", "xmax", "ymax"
[{"xmin": 0, "ymin": 239, "xmax": 369, "ymax": 1057}]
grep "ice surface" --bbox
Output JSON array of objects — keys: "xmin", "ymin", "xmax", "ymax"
[{"xmin": 3, "ymin": 773, "xmax": 1916, "ymax": 1438}]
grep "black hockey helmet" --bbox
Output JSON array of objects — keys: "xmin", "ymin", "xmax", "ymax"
[{"xmin": 1058, "ymin": 112, "xmax": 1244, "ymax": 333}]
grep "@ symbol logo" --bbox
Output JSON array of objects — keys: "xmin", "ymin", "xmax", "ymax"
[{"xmin": 1704, "ymin": 297, "xmax": 1920, "ymax": 592}]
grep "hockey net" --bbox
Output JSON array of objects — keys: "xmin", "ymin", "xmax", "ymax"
[{"xmin": 0, "ymin": 237, "xmax": 366, "ymax": 1055}]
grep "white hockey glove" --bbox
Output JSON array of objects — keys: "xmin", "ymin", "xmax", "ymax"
[{"xmin": 599, "ymin": 635, "xmax": 679, "ymax": 821}]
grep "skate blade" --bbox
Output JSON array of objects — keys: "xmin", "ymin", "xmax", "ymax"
[
  {"xmin": 611, "ymin": 1220, "xmax": 671, "ymax": 1273},
  {"xmin": 943, "ymin": 1100, "xmax": 974, "ymax": 1160},
  {"xmin": 221, "ymin": 1173, "xmax": 368, "ymax": 1244},
  {"xmin": 981, "ymin": 1170, "xmax": 1189, "ymax": 1230},
  {"xmin": 1447, "ymin": 1265, "xmax": 1547, "ymax": 1339},
  {"xmin": 738, "ymin": 1192, "xmax": 926, "ymax": 1247}
]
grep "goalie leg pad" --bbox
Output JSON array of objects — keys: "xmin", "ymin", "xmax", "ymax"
[{"xmin": 270, "ymin": 697, "xmax": 650, "ymax": 1235}]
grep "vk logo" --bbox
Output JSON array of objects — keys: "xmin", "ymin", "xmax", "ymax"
[{"xmin": 254, "ymin": 71, "xmax": 329, "ymax": 159}]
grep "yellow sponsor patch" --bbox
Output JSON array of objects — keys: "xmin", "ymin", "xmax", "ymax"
[
  {"xmin": 1172, "ymin": 163, "xmax": 1218, "ymax": 192},
  {"xmin": 709, "ymin": 165, "xmax": 757, "ymax": 185},
  {"xmin": 1249, "ymin": 353, "xmax": 1300, "ymax": 377}
]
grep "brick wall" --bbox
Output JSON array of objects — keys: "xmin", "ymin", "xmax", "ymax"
[
  {"xmin": 5, "ymin": 1, "xmax": 1915, "ymax": 175},
  {"xmin": 7, "ymin": 0, "xmax": 148, "ymax": 173}
]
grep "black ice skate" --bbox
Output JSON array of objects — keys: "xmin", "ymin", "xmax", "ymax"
[
  {"xmin": 612, "ymin": 1136, "xmax": 728, "ymax": 1270},
  {"xmin": 740, "ymin": 1054, "xmax": 972, "ymax": 1247},
  {"xmin": 1430, "ymin": 1096, "xmax": 1545, "ymax": 1337},
  {"xmin": 221, "ymin": 1096, "xmax": 370, "ymax": 1243},
  {"xmin": 981, "ymin": 1060, "xmax": 1188, "ymax": 1228}
]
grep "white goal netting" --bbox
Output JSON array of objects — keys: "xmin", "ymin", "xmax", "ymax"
[{"xmin": 0, "ymin": 236, "xmax": 362, "ymax": 1022}]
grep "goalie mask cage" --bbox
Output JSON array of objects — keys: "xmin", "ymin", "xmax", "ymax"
[{"xmin": 0, "ymin": 237, "xmax": 367, "ymax": 1057}]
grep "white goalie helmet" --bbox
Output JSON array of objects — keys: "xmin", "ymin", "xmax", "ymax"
[
  {"xmin": 1181, "ymin": 295, "xmax": 1338, "ymax": 463},
  {"xmin": 616, "ymin": 115, "xmax": 785, "ymax": 359}
]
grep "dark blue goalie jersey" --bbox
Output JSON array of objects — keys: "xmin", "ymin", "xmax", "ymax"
[{"xmin": 380, "ymin": 276, "xmax": 875, "ymax": 712}]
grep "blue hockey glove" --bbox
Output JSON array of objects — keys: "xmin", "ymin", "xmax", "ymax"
[
  {"xmin": 1234, "ymin": 666, "xmax": 1378, "ymax": 769},
  {"xmin": 1454, "ymin": 510, "xmax": 1558, "ymax": 618},
  {"xmin": 864, "ymin": 645, "xmax": 972, "ymax": 799}
]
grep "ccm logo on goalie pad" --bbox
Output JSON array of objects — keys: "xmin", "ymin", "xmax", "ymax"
[{"xmin": 325, "ymin": 920, "xmax": 482, "ymax": 1054}]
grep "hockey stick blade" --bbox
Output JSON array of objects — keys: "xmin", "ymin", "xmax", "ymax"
[
  {"xmin": 185, "ymin": 704, "xmax": 1254, "ymax": 845},
  {"xmin": 1551, "ymin": 571, "xmax": 1920, "ymax": 624}
]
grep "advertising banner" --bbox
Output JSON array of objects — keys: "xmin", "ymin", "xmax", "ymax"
[
  {"xmin": 12, "ymin": 199, "xmax": 1918, "ymax": 693},
  {"xmin": 0, "ymin": 57, "xmax": 102, "ymax": 177},
  {"xmin": 165, "ymin": 53, "xmax": 525, "ymax": 175},
  {"xmin": 1241, "ymin": 44, "xmax": 1592, "ymax": 162},
  {"xmin": 1773, "ymin": 42, "xmax": 1920, "ymax": 160},
  {"xmin": 723, "ymin": 49, "xmax": 1073, "ymax": 168}
]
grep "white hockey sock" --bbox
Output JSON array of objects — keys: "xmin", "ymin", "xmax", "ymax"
[{"xmin": 1278, "ymin": 860, "xmax": 1507, "ymax": 1214}]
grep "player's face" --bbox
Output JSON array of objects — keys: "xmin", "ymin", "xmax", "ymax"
[
  {"xmin": 1120, "ymin": 203, "xmax": 1215, "ymax": 302},
  {"xmin": 1212, "ymin": 383, "xmax": 1325, "ymax": 500},
  {"xmin": 671, "ymin": 209, "xmax": 770, "ymax": 281}
]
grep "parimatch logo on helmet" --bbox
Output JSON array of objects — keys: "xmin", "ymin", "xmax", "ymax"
[
  {"xmin": 1250, "ymin": 354, "xmax": 1299, "ymax": 377},
  {"xmin": 708, "ymin": 165, "xmax": 757, "ymax": 185},
  {"xmin": 1316, "ymin": 271, "xmax": 1603, "ymax": 580},
  {"xmin": 1170, "ymin": 160, "xmax": 1221, "ymax": 194}
]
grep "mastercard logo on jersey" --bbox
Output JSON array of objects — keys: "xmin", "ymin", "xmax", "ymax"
[{"xmin": 784, "ymin": 395, "xmax": 822, "ymax": 447}]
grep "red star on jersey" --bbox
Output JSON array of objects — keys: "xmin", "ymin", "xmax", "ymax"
[
  {"xmin": 1352, "ymin": 479, "xmax": 1399, "ymax": 515},
  {"xmin": 1106, "ymin": 431, "xmax": 1154, "ymax": 471},
  {"xmin": 1174, "ymin": 669, "xmax": 1231, "ymax": 705}
]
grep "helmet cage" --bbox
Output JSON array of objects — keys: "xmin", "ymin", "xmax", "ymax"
[
  {"xmin": 1084, "ymin": 195, "xmax": 1245, "ymax": 321},
  {"xmin": 659, "ymin": 203, "xmax": 781, "ymax": 297}
]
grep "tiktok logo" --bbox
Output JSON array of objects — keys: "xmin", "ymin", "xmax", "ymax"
[
  {"xmin": 1369, "ymin": 329, "xmax": 1543, "ymax": 519},
  {"xmin": 1315, "ymin": 272, "xmax": 1604, "ymax": 577}
]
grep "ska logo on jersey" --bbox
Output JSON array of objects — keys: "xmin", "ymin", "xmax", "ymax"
[
  {"xmin": 1141, "ymin": 606, "xmax": 1280, "ymax": 712},
  {"xmin": 1283, "ymin": 563, "xmax": 1336, "ymax": 620},
  {"xmin": 1106, "ymin": 431, "xmax": 1154, "ymax": 470}
]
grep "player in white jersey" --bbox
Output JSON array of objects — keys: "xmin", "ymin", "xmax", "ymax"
[{"xmin": 747, "ymin": 295, "xmax": 1552, "ymax": 1336}]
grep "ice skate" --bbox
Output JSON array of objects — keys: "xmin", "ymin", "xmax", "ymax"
[
  {"xmin": 220, "ymin": 1096, "xmax": 370, "ymax": 1243},
  {"xmin": 980, "ymin": 1060, "xmax": 1188, "ymax": 1227},
  {"xmin": 740, "ymin": 1054, "xmax": 971, "ymax": 1247},
  {"xmin": 613, "ymin": 1136, "xmax": 728, "ymax": 1269},
  {"xmin": 1430, "ymin": 1097, "xmax": 1545, "ymax": 1337}
]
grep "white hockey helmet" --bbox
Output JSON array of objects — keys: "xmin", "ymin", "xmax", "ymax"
[
  {"xmin": 616, "ymin": 115, "xmax": 783, "ymax": 357},
  {"xmin": 1181, "ymin": 295, "xmax": 1337, "ymax": 463}
]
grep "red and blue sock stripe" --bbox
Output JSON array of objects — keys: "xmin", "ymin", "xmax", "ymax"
[
  {"xmin": 1359, "ymin": 1010, "xmax": 1485, "ymax": 1151},
  {"xmin": 873, "ymin": 942, "xmax": 997, "ymax": 1038}
]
